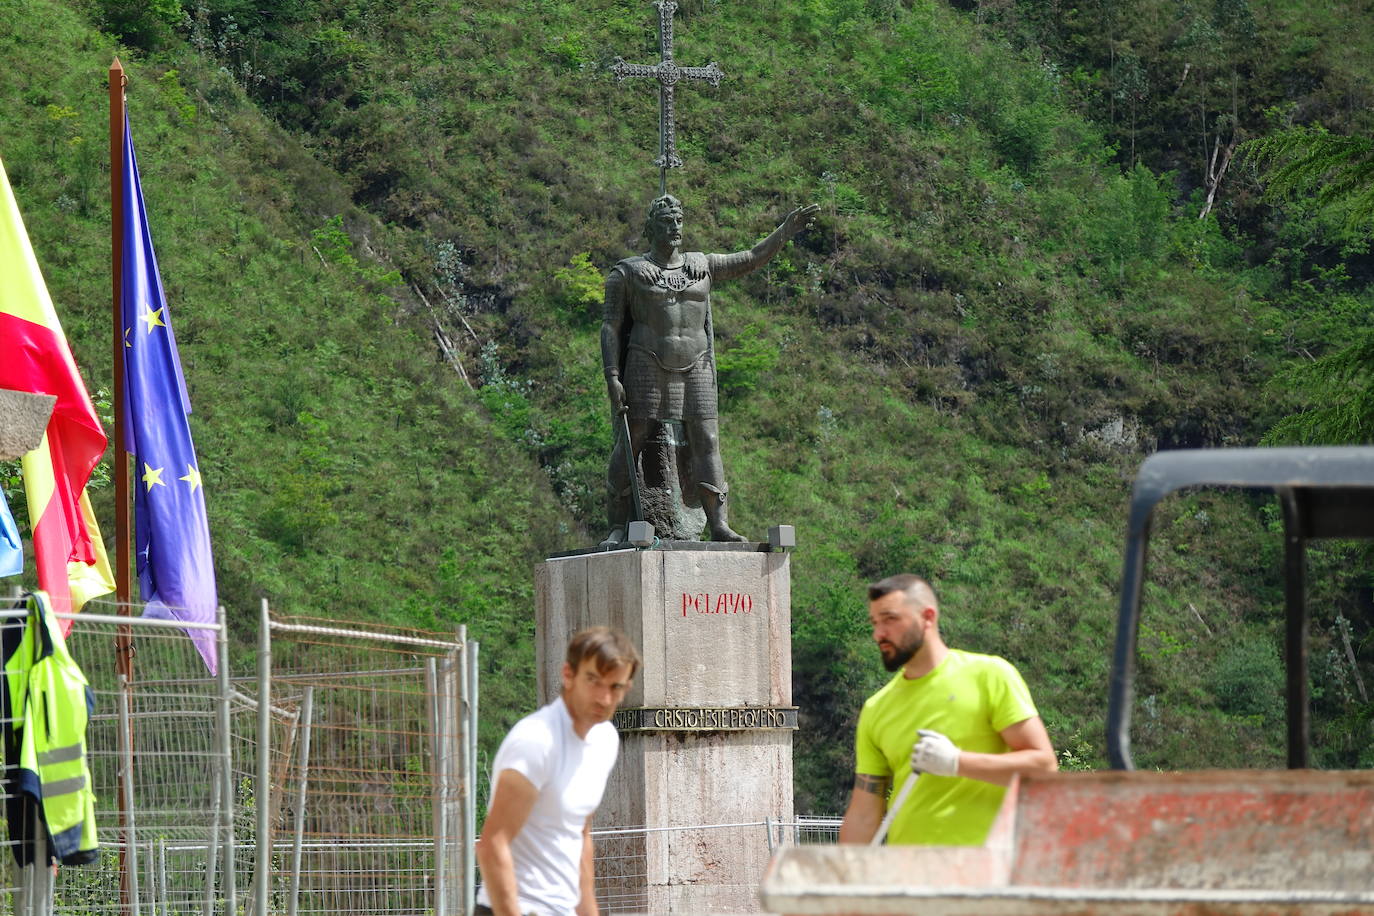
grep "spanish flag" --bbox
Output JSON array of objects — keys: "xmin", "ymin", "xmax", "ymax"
[{"xmin": 0, "ymin": 155, "xmax": 114, "ymax": 618}]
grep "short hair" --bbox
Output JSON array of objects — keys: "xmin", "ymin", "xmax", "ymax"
[
  {"xmin": 566, "ymin": 626, "xmax": 641, "ymax": 679},
  {"xmin": 867, "ymin": 574, "xmax": 933, "ymax": 604},
  {"xmin": 643, "ymin": 194, "xmax": 683, "ymax": 238}
]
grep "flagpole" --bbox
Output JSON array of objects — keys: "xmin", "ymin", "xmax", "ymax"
[
  {"xmin": 109, "ymin": 58, "xmax": 132, "ymax": 643},
  {"xmin": 109, "ymin": 56, "xmax": 136, "ymax": 915}
]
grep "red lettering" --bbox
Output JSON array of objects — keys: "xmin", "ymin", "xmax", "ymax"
[{"xmin": 679, "ymin": 593, "xmax": 756, "ymax": 616}]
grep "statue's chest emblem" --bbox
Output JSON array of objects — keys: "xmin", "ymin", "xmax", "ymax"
[
  {"xmin": 638, "ymin": 262, "xmax": 700, "ymax": 293},
  {"xmin": 660, "ymin": 271, "xmax": 694, "ymax": 292}
]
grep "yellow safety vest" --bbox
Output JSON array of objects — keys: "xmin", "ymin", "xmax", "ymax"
[{"xmin": 3, "ymin": 591, "xmax": 98, "ymax": 865}]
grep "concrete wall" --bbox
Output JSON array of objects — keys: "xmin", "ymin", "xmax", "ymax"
[{"xmin": 0, "ymin": 389, "xmax": 55, "ymax": 460}]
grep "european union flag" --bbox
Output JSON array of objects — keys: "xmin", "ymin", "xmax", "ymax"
[{"xmin": 120, "ymin": 114, "xmax": 218, "ymax": 673}]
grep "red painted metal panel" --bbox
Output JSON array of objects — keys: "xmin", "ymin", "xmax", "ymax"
[
  {"xmin": 761, "ymin": 771, "xmax": 1374, "ymax": 916},
  {"xmin": 1012, "ymin": 771, "xmax": 1374, "ymax": 892}
]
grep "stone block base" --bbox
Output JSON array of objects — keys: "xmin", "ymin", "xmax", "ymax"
[{"xmin": 536, "ymin": 546, "xmax": 794, "ymax": 913}]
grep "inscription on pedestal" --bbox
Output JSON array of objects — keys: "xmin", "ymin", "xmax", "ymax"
[
  {"xmin": 613, "ymin": 706, "xmax": 798, "ymax": 731},
  {"xmin": 681, "ymin": 592, "xmax": 754, "ymax": 615}
]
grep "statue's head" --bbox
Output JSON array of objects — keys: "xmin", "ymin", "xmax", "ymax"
[{"xmin": 644, "ymin": 194, "xmax": 685, "ymax": 248}]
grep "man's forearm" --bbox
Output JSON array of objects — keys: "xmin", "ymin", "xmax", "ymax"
[
  {"xmin": 476, "ymin": 837, "xmax": 523, "ymax": 916},
  {"xmin": 957, "ymin": 747, "xmax": 1058, "ymax": 786},
  {"xmin": 577, "ymin": 832, "xmax": 599, "ymax": 916},
  {"xmin": 838, "ymin": 810, "xmax": 880, "ymax": 844},
  {"xmin": 838, "ymin": 780, "xmax": 887, "ymax": 845}
]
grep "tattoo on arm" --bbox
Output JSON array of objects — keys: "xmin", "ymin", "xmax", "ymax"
[{"xmin": 853, "ymin": 773, "xmax": 890, "ymax": 797}]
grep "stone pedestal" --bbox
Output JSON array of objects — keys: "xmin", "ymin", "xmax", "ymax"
[
  {"xmin": 536, "ymin": 545, "xmax": 794, "ymax": 914},
  {"xmin": 0, "ymin": 389, "xmax": 56, "ymax": 460}
]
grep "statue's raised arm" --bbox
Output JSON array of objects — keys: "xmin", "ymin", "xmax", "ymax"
[{"xmin": 710, "ymin": 204, "xmax": 821, "ymax": 284}]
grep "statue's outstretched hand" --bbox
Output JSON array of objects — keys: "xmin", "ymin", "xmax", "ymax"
[{"xmin": 784, "ymin": 204, "xmax": 821, "ymax": 237}]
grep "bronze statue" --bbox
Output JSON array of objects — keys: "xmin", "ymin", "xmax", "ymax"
[{"xmin": 600, "ymin": 195, "xmax": 818, "ymax": 545}]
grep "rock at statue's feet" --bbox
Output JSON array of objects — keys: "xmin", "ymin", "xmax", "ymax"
[
  {"xmin": 599, "ymin": 526, "xmax": 627, "ymax": 549},
  {"xmin": 709, "ymin": 524, "xmax": 749, "ymax": 543}
]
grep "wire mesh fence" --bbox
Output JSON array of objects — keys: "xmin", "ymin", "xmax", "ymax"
[
  {"xmin": 1, "ymin": 597, "xmax": 480, "ymax": 916},
  {"xmin": 768, "ymin": 815, "xmax": 842, "ymax": 848},
  {"xmin": 1, "ymin": 592, "xmax": 837, "ymax": 916},
  {"xmin": 246, "ymin": 607, "xmax": 478, "ymax": 916},
  {"xmin": 0, "ymin": 594, "xmax": 232, "ymax": 916}
]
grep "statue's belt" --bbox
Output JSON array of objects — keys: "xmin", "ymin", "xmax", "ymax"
[{"xmin": 628, "ymin": 343, "xmax": 710, "ymax": 373}]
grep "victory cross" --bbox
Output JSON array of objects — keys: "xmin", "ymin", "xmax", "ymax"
[
  {"xmin": 610, "ymin": 0, "xmax": 723, "ymax": 193},
  {"xmin": 601, "ymin": 0, "xmax": 819, "ymax": 546}
]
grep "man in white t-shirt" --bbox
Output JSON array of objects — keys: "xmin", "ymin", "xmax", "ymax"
[{"xmin": 475, "ymin": 627, "xmax": 640, "ymax": 916}]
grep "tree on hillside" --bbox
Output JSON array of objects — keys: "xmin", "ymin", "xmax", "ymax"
[
  {"xmin": 1245, "ymin": 126, "xmax": 1374, "ymax": 445},
  {"xmin": 1262, "ymin": 337, "xmax": 1374, "ymax": 445},
  {"xmin": 1245, "ymin": 128, "xmax": 1374, "ymax": 231}
]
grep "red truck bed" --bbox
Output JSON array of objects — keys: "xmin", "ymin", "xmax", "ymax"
[{"xmin": 761, "ymin": 770, "xmax": 1374, "ymax": 916}]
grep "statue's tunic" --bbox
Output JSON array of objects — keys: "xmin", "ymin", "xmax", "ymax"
[
  {"xmin": 624, "ymin": 344, "xmax": 716, "ymax": 420},
  {"xmin": 605, "ymin": 249, "xmax": 755, "ymax": 421}
]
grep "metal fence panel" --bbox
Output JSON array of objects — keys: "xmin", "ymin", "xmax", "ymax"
[
  {"xmin": 250, "ymin": 609, "xmax": 478, "ymax": 916},
  {"xmin": 0, "ymin": 597, "xmax": 232, "ymax": 916},
  {"xmin": 1, "ymin": 594, "xmax": 845, "ymax": 916},
  {"xmin": 1, "ymin": 598, "xmax": 480, "ymax": 916}
]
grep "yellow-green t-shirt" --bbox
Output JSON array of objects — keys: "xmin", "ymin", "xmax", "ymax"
[{"xmin": 854, "ymin": 648, "xmax": 1037, "ymax": 845}]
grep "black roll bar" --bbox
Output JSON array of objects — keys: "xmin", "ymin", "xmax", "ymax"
[{"xmin": 1108, "ymin": 446, "xmax": 1374, "ymax": 770}]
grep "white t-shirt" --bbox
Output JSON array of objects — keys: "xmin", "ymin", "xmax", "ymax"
[{"xmin": 477, "ymin": 696, "xmax": 620, "ymax": 916}]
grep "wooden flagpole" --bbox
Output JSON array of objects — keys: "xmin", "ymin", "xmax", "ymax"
[{"xmin": 109, "ymin": 56, "xmax": 135, "ymax": 914}]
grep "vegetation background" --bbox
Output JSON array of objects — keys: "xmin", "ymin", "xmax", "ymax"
[{"xmin": 0, "ymin": 0, "xmax": 1370, "ymax": 815}]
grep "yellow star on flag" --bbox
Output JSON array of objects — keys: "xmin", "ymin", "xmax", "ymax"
[
  {"xmin": 141, "ymin": 304, "xmax": 166, "ymax": 334},
  {"xmin": 142, "ymin": 462, "xmax": 166, "ymax": 491},
  {"xmin": 179, "ymin": 464, "xmax": 203, "ymax": 492},
  {"xmin": 124, "ymin": 326, "xmax": 132, "ymax": 348}
]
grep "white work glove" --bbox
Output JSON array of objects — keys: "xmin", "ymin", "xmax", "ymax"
[{"xmin": 910, "ymin": 728, "xmax": 960, "ymax": 777}]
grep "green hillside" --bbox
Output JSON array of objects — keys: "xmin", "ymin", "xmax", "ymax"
[
  {"xmin": 1, "ymin": 0, "xmax": 1370, "ymax": 813},
  {"xmin": 0, "ymin": 0, "xmax": 577, "ymax": 734}
]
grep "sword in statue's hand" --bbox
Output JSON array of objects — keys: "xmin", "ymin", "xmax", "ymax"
[{"xmin": 618, "ymin": 408, "xmax": 645, "ymax": 525}]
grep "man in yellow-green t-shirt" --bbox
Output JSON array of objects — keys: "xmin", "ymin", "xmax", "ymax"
[{"xmin": 838, "ymin": 574, "xmax": 1058, "ymax": 846}]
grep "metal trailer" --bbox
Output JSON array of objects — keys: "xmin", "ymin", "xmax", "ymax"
[
  {"xmin": 1109, "ymin": 446, "xmax": 1374, "ymax": 771},
  {"xmin": 762, "ymin": 446, "xmax": 1374, "ymax": 916}
]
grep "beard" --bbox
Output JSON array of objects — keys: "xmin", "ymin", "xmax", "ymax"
[{"xmin": 879, "ymin": 626, "xmax": 924, "ymax": 672}]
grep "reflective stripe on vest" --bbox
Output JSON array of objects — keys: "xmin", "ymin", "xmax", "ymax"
[{"xmin": 37, "ymin": 743, "xmax": 82, "ymax": 766}]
